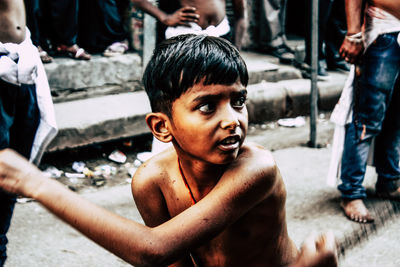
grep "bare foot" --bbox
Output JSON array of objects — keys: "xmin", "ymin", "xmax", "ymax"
[{"xmin": 340, "ymin": 199, "xmax": 374, "ymax": 223}]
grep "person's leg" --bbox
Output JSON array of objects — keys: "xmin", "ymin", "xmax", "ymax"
[
  {"xmin": 0, "ymin": 193, "xmax": 16, "ymax": 266},
  {"xmin": 339, "ymin": 32, "xmax": 400, "ymax": 222},
  {"xmin": 48, "ymin": 0, "xmax": 78, "ymax": 46},
  {"xmin": 24, "ymin": 0, "xmax": 41, "ymax": 47},
  {"xmin": 0, "ymin": 81, "xmax": 15, "ymax": 267},
  {"xmin": 24, "ymin": 0, "xmax": 53, "ymax": 63},
  {"xmin": 49, "ymin": 0, "xmax": 91, "ymax": 60},
  {"xmin": 325, "ymin": 0, "xmax": 350, "ymax": 71},
  {"xmin": 304, "ymin": 0, "xmax": 334, "ymax": 76},
  {"xmin": 78, "ymin": 0, "xmax": 128, "ymax": 53},
  {"xmin": 375, "ymin": 77, "xmax": 400, "ymax": 196},
  {"xmin": 9, "ymin": 83, "xmax": 41, "ymax": 158},
  {"xmin": 0, "ymin": 80, "xmax": 39, "ymax": 266},
  {"xmin": 259, "ymin": 0, "xmax": 294, "ymax": 64}
]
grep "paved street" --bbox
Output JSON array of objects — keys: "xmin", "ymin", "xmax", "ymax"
[{"xmin": 5, "ymin": 118, "xmax": 400, "ymax": 267}]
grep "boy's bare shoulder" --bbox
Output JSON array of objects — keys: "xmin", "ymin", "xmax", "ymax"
[
  {"xmin": 238, "ymin": 142, "xmax": 277, "ymax": 173},
  {"xmin": 131, "ymin": 147, "xmax": 176, "ymax": 194},
  {"xmin": 233, "ymin": 142, "xmax": 280, "ymax": 194}
]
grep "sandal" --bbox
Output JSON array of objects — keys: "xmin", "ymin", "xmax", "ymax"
[
  {"xmin": 103, "ymin": 41, "xmax": 128, "ymax": 57},
  {"xmin": 56, "ymin": 44, "xmax": 91, "ymax": 60},
  {"xmin": 38, "ymin": 46, "xmax": 53, "ymax": 64}
]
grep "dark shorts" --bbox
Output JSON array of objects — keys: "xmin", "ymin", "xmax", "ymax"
[{"xmin": 0, "ymin": 78, "xmax": 40, "ymax": 265}]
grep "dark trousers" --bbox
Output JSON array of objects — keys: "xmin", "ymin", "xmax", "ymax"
[
  {"xmin": 0, "ymin": 79, "xmax": 40, "ymax": 266},
  {"xmin": 338, "ymin": 33, "xmax": 400, "ymax": 199},
  {"xmin": 24, "ymin": 0, "xmax": 42, "ymax": 47},
  {"xmin": 304, "ymin": 0, "xmax": 347, "ymax": 64},
  {"xmin": 78, "ymin": 0, "xmax": 129, "ymax": 53},
  {"xmin": 41, "ymin": 0, "xmax": 79, "ymax": 46}
]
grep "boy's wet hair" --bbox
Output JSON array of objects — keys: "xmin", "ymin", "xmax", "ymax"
[{"xmin": 143, "ymin": 34, "xmax": 249, "ymax": 116}]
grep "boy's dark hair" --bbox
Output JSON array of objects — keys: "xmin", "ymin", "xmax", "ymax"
[{"xmin": 143, "ymin": 34, "xmax": 249, "ymax": 116}]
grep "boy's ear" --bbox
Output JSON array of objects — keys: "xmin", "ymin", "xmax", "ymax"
[{"xmin": 145, "ymin": 112, "xmax": 173, "ymax": 143}]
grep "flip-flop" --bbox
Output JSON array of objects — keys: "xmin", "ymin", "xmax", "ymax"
[
  {"xmin": 103, "ymin": 41, "xmax": 128, "ymax": 57},
  {"xmin": 38, "ymin": 46, "xmax": 53, "ymax": 64},
  {"xmin": 56, "ymin": 44, "xmax": 91, "ymax": 60}
]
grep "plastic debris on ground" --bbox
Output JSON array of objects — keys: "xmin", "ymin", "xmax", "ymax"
[
  {"xmin": 91, "ymin": 177, "xmax": 106, "ymax": 187},
  {"xmin": 72, "ymin": 161, "xmax": 86, "ymax": 173},
  {"xmin": 95, "ymin": 164, "xmax": 117, "ymax": 179},
  {"xmin": 42, "ymin": 166, "xmax": 63, "ymax": 178},
  {"xmin": 83, "ymin": 167, "xmax": 97, "ymax": 178},
  {"xmin": 108, "ymin": 149, "xmax": 127, "ymax": 164},
  {"xmin": 123, "ymin": 162, "xmax": 137, "ymax": 178},
  {"xmin": 277, "ymin": 116, "xmax": 306, "ymax": 128},
  {"xmin": 133, "ymin": 159, "xmax": 142, "ymax": 168},
  {"xmin": 65, "ymin": 172, "xmax": 85, "ymax": 179}
]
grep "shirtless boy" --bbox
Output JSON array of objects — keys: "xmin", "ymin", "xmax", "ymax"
[
  {"xmin": 338, "ymin": 0, "xmax": 400, "ymax": 223},
  {"xmin": 0, "ymin": 35, "xmax": 336, "ymax": 266},
  {"xmin": 131, "ymin": 0, "xmax": 246, "ymax": 49}
]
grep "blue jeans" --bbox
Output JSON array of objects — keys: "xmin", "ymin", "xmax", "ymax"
[
  {"xmin": 0, "ymin": 79, "xmax": 40, "ymax": 266},
  {"xmin": 338, "ymin": 32, "xmax": 400, "ymax": 199}
]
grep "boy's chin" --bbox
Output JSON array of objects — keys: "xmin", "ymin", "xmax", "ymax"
[{"xmin": 215, "ymin": 150, "xmax": 240, "ymax": 165}]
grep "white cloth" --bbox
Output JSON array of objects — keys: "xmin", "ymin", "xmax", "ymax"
[
  {"xmin": 0, "ymin": 28, "xmax": 57, "ymax": 165},
  {"xmin": 165, "ymin": 16, "xmax": 230, "ymax": 39},
  {"xmin": 326, "ymin": 6, "xmax": 400, "ymax": 186}
]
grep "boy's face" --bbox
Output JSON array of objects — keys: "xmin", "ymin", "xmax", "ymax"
[{"xmin": 169, "ymin": 80, "xmax": 248, "ymax": 165}]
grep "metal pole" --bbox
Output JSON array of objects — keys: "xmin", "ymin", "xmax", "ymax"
[{"xmin": 309, "ymin": 0, "xmax": 319, "ymax": 147}]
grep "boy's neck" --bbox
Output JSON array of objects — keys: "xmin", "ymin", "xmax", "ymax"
[{"xmin": 176, "ymin": 153, "xmax": 226, "ymax": 199}]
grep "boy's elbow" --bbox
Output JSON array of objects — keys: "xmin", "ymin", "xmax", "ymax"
[{"xmin": 130, "ymin": 232, "xmax": 176, "ymax": 266}]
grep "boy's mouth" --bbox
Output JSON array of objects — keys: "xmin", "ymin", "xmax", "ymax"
[{"xmin": 218, "ymin": 135, "xmax": 241, "ymax": 151}]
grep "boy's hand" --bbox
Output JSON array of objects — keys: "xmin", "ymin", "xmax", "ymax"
[
  {"xmin": 162, "ymin": 6, "xmax": 199, "ymax": 27},
  {"xmin": 0, "ymin": 148, "xmax": 45, "ymax": 198},
  {"xmin": 292, "ymin": 231, "xmax": 338, "ymax": 267}
]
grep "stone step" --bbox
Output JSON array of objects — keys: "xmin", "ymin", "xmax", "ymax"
[
  {"xmin": 44, "ymin": 50, "xmax": 302, "ymax": 104},
  {"xmin": 48, "ymin": 91, "xmax": 150, "ymax": 152},
  {"xmin": 47, "ymin": 68, "xmax": 347, "ymax": 152}
]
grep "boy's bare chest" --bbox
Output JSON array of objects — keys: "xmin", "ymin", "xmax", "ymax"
[{"xmin": 161, "ymin": 178, "xmax": 296, "ymax": 266}]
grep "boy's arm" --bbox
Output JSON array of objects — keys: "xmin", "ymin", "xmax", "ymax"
[
  {"xmin": 131, "ymin": 0, "xmax": 199, "ymax": 27},
  {"xmin": 339, "ymin": 0, "xmax": 365, "ymax": 64},
  {"xmin": 131, "ymin": 167, "xmax": 195, "ymax": 267},
  {"xmin": 231, "ymin": 0, "xmax": 246, "ymax": 50},
  {"xmin": 0, "ymin": 147, "xmax": 276, "ymax": 266}
]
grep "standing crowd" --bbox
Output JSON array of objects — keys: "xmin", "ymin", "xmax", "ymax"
[{"xmin": 24, "ymin": 0, "xmax": 131, "ymax": 63}]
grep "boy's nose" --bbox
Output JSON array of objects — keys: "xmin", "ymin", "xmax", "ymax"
[{"xmin": 220, "ymin": 107, "xmax": 240, "ymax": 129}]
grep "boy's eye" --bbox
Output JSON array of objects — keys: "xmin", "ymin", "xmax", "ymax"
[
  {"xmin": 232, "ymin": 96, "xmax": 247, "ymax": 108},
  {"xmin": 198, "ymin": 103, "xmax": 215, "ymax": 113}
]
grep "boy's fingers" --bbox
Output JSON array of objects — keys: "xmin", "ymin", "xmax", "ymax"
[
  {"xmin": 180, "ymin": 6, "xmax": 197, "ymax": 13},
  {"xmin": 182, "ymin": 13, "xmax": 200, "ymax": 20},
  {"xmin": 319, "ymin": 231, "xmax": 336, "ymax": 252},
  {"xmin": 302, "ymin": 231, "xmax": 318, "ymax": 253}
]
